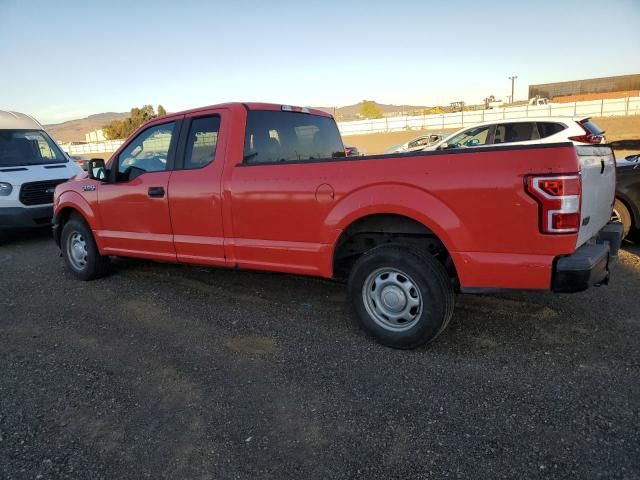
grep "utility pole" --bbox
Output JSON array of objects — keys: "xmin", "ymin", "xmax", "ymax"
[{"xmin": 508, "ymin": 75, "xmax": 518, "ymax": 104}]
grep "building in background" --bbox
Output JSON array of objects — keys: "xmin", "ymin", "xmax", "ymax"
[
  {"xmin": 85, "ymin": 129, "xmax": 106, "ymax": 142},
  {"xmin": 529, "ymin": 74, "xmax": 640, "ymax": 103}
]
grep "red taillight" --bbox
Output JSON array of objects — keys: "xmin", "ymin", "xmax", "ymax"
[
  {"xmin": 526, "ymin": 175, "xmax": 582, "ymax": 234},
  {"xmin": 551, "ymin": 212, "xmax": 580, "ymax": 230},
  {"xmin": 537, "ymin": 177, "xmax": 580, "ymax": 197},
  {"xmin": 568, "ymin": 133, "xmax": 603, "ymax": 144},
  {"xmin": 568, "ymin": 122, "xmax": 604, "ymax": 144}
]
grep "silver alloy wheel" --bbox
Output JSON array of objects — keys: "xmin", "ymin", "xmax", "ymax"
[
  {"xmin": 362, "ymin": 267, "xmax": 423, "ymax": 332},
  {"xmin": 67, "ymin": 231, "xmax": 88, "ymax": 271}
]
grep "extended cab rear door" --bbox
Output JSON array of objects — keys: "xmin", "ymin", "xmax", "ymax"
[
  {"xmin": 167, "ymin": 108, "xmax": 228, "ymax": 266},
  {"xmin": 226, "ymin": 108, "xmax": 345, "ymax": 275}
]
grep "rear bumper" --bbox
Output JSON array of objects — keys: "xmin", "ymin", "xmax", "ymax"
[
  {"xmin": 0, "ymin": 205, "xmax": 54, "ymax": 229},
  {"xmin": 551, "ymin": 222, "xmax": 624, "ymax": 293}
]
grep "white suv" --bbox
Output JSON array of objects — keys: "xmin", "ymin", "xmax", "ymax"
[
  {"xmin": 424, "ymin": 117, "xmax": 605, "ymax": 151},
  {"xmin": 0, "ymin": 111, "xmax": 82, "ymax": 233}
]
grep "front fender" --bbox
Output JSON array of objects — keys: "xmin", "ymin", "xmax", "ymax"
[
  {"xmin": 54, "ymin": 190, "xmax": 102, "ymax": 249},
  {"xmin": 55, "ymin": 191, "xmax": 100, "ymax": 228},
  {"xmin": 324, "ymin": 182, "xmax": 470, "ymax": 254}
]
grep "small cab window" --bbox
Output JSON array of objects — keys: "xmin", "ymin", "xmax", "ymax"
[
  {"xmin": 446, "ymin": 125, "xmax": 492, "ymax": 148},
  {"xmin": 184, "ymin": 116, "xmax": 220, "ymax": 169},
  {"xmin": 0, "ymin": 130, "xmax": 67, "ymax": 167},
  {"xmin": 537, "ymin": 122, "xmax": 566, "ymax": 139},
  {"xmin": 244, "ymin": 111, "xmax": 345, "ymax": 164},
  {"xmin": 117, "ymin": 122, "xmax": 175, "ymax": 180},
  {"xmin": 493, "ymin": 122, "xmax": 539, "ymax": 144}
]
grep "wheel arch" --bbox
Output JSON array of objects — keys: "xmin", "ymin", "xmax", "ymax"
[
  {"xmin": 324, "ymin": 184, "xmax": 466, "ymax": 280},
  {"xmin": 330, "ymin": 211, "xmax": 460, "ymax": 285},
  {"xmin": 54, "ymin": 192, "xmax": 99, "ymax": 248}
]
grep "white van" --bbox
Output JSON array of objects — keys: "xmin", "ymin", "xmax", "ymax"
[{"xmin": 0, "ymin": 110, "xmax": 81, "ymax": 232}]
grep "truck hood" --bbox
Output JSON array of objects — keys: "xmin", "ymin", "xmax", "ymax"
[{"xmin": 0, "ymin": 162, "xmax": 82, "ymax": 186}]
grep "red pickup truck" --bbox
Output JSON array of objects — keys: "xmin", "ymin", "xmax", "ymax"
[{"xmin": 53, "ymin": 103, "xmax": 623, "ymax": 349}]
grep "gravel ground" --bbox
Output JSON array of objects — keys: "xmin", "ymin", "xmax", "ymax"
[{"xmin": 1, "ymin": 230, "xmax": 639, "ymax": 479}]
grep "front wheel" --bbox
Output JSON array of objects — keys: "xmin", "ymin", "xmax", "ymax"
[
  {"xmin": 348, "ymin": 245, "xmax": 455, "ymax": 349},
  {"xmin": 61, "ymin": 215, "xmax": 110, "ymax": 280}
]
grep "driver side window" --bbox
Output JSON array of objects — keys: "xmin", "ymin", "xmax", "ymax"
[{"xmin": 117, "ymin": 122, "xmax": 176, "ymax": 181}]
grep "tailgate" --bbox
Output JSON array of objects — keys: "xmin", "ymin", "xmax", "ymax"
[{"xmin": 576, "ymin": 145, "xmax": 616, "ymax": 247}]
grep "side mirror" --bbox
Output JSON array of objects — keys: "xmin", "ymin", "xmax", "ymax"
[
  {"xmin": 437, "ymin": 142, "xmax": 449, "ymax": 150},
  {"xmin": 87, "ymin": 158, "xmax": 107, "ymax": 181}
]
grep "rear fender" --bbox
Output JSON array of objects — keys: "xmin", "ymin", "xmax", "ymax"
[{"xmin": 323, "ymin": 183, "xmax": 469, "ymax": 273}]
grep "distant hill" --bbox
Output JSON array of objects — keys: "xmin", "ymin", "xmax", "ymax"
[
  {"xmin": 45, "ymin": 112, "xmax": 128, "ymax": 143},
  {"xmin": 314, "ymin": 101, "xmax": 433, "ymax": 120}
]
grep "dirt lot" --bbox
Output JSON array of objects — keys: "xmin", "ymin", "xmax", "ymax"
[
  {"xmin": 343, "ymin": 115, "xmax": 640, "ymax": 156},
  {"xmin": 1, "ymin": 231, "xmax": 639, "ymax": 479}
]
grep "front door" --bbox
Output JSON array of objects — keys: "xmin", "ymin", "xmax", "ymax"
[{"xmin": 96, "ymin": 119, "xmax": 181, "ymax": 261}]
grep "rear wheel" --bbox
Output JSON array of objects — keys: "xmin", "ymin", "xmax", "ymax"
[
  {"xmin": 612, "ymin": 199, "xmax": 632, "ymax": 239},
  {"xmin": 348, "ymin": 245, "xmax": 455, "ymax": 349},
  {"xmin": 61, "ymin": 215, "xmax": 110, "ymax": 280}
]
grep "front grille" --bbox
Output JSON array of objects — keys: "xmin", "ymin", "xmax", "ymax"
[{"xmin": 19, "ymin": 179, "xmax": 67, "ymax": 206}]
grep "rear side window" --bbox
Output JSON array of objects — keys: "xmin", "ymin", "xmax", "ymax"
[
  {"xmin": 244, "ymin": 111, "xmax": 345, "ymax": 164},
  {"xmin": 537, "ymin": 122, "xmax": 566, "ymax": 139},
  {"xmin": 580, "ymin": 119, "xmax": 603, "ymax": 135},
  {"xmin": 493, "ymin": 122, "xmax": 539, "ymax": 144},
  {"xmin": 184, "ymin": 116, "xmax": 220, "ymax": 169}
]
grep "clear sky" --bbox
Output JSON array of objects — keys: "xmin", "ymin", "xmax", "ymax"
[{"xmin": 1, "ymin": 0, "xmax": 639, "ymax": 124}]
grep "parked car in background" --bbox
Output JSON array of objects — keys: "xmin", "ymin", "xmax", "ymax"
[
  {"xmin": 70, "ymin": 155, "xmax": 90, "ymax": 171},
  {"xmin": 344, "ymin": 145, "xmax": 362, "ymax": 156},
  {"xmin": 0, "ymin": 111, "xmax": 81, "ymax": 235},
  {"xmin": 385, "ymin": 132, "xmax": 447, "ymax": 153},
  {"xmin": 53, "ymin": 102, "xmax": 621, "ymax": 349},
  {"xmin": 529, "ymin": 96, "xmax": 552, "ymax": 106},
  {"xmin": 613, "ymin": 153, "xmax": 640, "ymax": 240},
  {"xmin": 424, "ymin": 117, "xmax": 605, "ymax": 151}
]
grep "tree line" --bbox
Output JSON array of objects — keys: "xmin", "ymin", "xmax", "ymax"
[{"xmin": 102, "ymin": 105, "xmax": 167, "ymax": 140}]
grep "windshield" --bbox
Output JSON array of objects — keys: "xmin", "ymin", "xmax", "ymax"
[{"xmin": 0, "ymin": 129, "xmax": 68, "ymax": 167}]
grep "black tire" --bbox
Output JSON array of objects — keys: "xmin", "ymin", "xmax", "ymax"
[
  {"xmin": 348, "ymin": 245, "xmax": 455, "ymax": 349},
  {"xmin": 612, "ymin": 199, "xmax": 632, "ymax": 239},
  {"xmin": 60, "ymin": 214, "xmax": 110, "ymax": 280}
]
